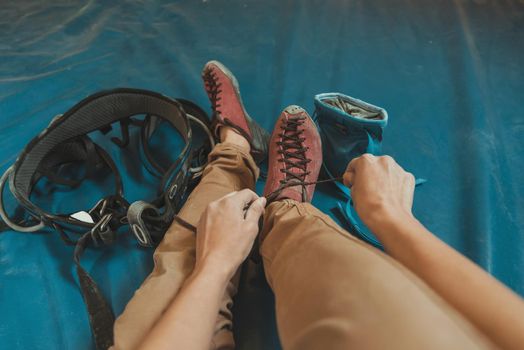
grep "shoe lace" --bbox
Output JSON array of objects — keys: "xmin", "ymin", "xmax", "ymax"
[
  {"xmin": 278, "ymin": 115, "xmax": 310, "ymax": 178},
  {"xmin": 265, "ymin": 115, "xmax": 338, "ymax": 203},
  {"xmin": 171, "ymin": 111, "xmax": 342, "ymax": 233},
  {"xmin": 202, "ymin": 67, "xmax": 256, "ymax": 148},
  {"xmin": 203, "ymin": 69, "xmax": 222, "ymax": 114}
]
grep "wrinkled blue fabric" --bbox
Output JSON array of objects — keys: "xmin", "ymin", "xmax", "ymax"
[
  {"xmin": 314, "ymin": 92, "xmax": 388, "ymax": 178},
  {"xmin": 0, "ymin": 1, "xmax": 523, "ymax": 350},
  {"xmin": 314, "ymin": 92, "xmax": 387, "ymax": 248},
  {"xmin": 314, "ymin": 92, "xmax": 426, "ymax": 248}
]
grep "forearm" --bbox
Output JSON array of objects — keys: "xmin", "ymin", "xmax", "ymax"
[
  {"xmin": 372, "ymin": 210, "xmax": 524, "ymax": 350},
  {"xmin": 138, "ymin": 261, "xmax": 231, "ymax": 350}
]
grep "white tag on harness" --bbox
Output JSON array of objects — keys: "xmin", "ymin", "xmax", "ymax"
[{"xmin": 71, "ymin": 211, "xmax": 95, "ymax": 224}]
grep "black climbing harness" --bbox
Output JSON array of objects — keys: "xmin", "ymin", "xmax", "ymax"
[{"xmin": 0, "ymin": 88, "xmax": 214, "ymax": 349}]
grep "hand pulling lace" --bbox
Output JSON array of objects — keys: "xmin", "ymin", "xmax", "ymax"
[
  {"xmin": 174, "ymin": 175, "xmax": 343, "ymax": 234},
  {"xmin": 175, "ymin": 113, "xmax": 345, "ymax": 233}
]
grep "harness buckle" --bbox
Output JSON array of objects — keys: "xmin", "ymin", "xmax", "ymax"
[
  {"xmin": 90, "ymin": 213, "xmax": 115, "ymax": 245},
  {"xmin": 127, "ymin": 201, "xmax": 162, "ymax": 247},
  {"xmin": 131, "ymin": 223, "xmax": 152, "ymax": 247},
  {"xmin": 89, "ymin": 198, "xmax": 108, "ymax": 218}
]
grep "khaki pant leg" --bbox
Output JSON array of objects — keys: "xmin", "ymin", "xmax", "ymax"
[
  {"xmin": 260, "ymin": 200, "xmax": 494, "ymax": 350},
  {"xmin": 112, "ymin": 143, "xmax": 259, "ymax": 350}
]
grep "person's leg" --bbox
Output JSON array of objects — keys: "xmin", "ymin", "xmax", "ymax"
[
  {"xmin": 112, "ymin": 140, "xmax": 258, "ymax": 350},
  {"xmin": 260, "ymin": 200, "xmax": 494, "ymax": 350},
  {"xmin": 114, "ymin": 60, "xmax": 268, "ymax": 350},
  {"xmin": 260, "ymin": 105, "xmax": 494, "ymax": 349}
]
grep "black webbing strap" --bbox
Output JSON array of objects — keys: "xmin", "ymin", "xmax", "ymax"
[
  {"xmin": 74, "ymin": 232, "xmax": 115, "ymax": 350},
  {"xmin": 10, "ymin": 88, "xmax": 192, "ymax": 216},
  {"xmin": 0, "ymin": 88, "xmax": 211, "ymax": 350}
]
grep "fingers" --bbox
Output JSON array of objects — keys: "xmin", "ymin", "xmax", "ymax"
[
  {"xmin": 344, "ymin": 154, "xmax": 406, "ymax": 188},
  {"xmin": 343, "ymin": 153, "xmax": 375, "ymax": 188},
  {"xmin": 342, "ymin": 170, "xmax": 354, "ymax": 188},
  {"xmin": 219, "ymin": 189, "xmax": 266, "ymax": 222},
  {"xmin": 229, "ymin": 189, "xmax": 260, "ymax": 208},
  {"xmin": 402, "ymin": 171, "xmax": 416, "ymax": 209},
  {"xmin": 405, "ymin": 171, "xmax": 416, "ymax": 187},
  {"xmin": 245, "ymin": 196, "xmax": 266, "ymax": 222},
  {"xmin": 215, "ymin": 189, "xmax": 260, "ymax": 208},
  {"xmin": 343, "ymin": 158, "xmax": 358, "ymax": 188}
]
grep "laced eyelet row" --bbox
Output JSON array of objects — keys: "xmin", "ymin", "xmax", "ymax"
[
  {"xmin": 276, "ymin": 116, "xmax": 311, "ymax": 186},
  {"xmin": 203, "ymin": 70, "xmax": 223, "ymax": 114}
]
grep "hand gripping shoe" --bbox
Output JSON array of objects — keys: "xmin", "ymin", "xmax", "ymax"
[
  {"xmin": 202, "ymin": 60, "xmax": 270, "ymax": 163},
  {"xmin": 263, "ymin": 105, "xmax": 322, "ymax": 203}
]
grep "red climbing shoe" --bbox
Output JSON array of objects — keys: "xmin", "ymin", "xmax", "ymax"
[
  {"xmin": 201, "ymin": 60, "xmax": 269, "ymax": 163},
  {"xmin": 263, "ymin": 105, "xmax": 322, "ymax": 203}
]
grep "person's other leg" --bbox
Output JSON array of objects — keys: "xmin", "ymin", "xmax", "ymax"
[
  {"xmin": 260, "ymin": 104, "xmax": 494, "ymax": 349},
  {"xmin": 260, "ymin": 200, "xmax": 494, "ymax": 350},
  {"xmin": 112, "ymin": 141, "xmax": 258, "ymax": 350}
]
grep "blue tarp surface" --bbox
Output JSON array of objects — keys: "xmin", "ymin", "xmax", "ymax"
[{"xmin": 1, "ymin": 1, "xmax": 523, "ymax": 349}]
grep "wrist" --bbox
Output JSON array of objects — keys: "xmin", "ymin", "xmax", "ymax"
[
  {"xmin": 362, "ymin": 204, "xmax": 416, "ymax": 236},
  {"xmin": 194, "ymin": 255, "xmax": 237, "ymax": 282}
]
